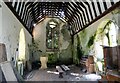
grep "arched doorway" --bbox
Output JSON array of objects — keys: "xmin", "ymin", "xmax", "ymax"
[
  {"xmin": 18, "ymin": 28, "xmax": 26, "ymax": 61},
  {"xmin": 94, "ymin": 20, "xmax": 119, "ymax": 72},
  {"xmin": 94, "ymin": 20, "xmax": 119, "ymax": 60},
  {"xmin": 17, "ymin": 28, "xmax": 26, "ymax": 76}
]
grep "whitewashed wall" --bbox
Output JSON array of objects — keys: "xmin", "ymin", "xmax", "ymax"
[
  {"xmin": 0, "ymin": 1, "xmax": 2, "ymax": 42},
  {"xmin": 77, "ymin": 9, "xmax": 120, "ymax": 60},
  {"xmin": 86, "ymin": 13, "xmax": 113, "ymax": 60},
  {"xmin": 0, "ymin": 2, "xmax": 32, "ymax": 61},
  {"xmin": 33, "ymin": 18, "xmax": 47, "ymax": 54}
]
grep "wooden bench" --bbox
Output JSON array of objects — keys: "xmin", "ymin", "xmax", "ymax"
[
  {"xmin": 61, "ymin": 65, "xmax": 70, "ymax": 75},
  {"xmin": 56, "ymin": 66, "xmax": 64, "ymax": 78}
]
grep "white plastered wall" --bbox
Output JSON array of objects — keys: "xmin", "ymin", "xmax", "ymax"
[
  {"xmin": 0, "ymin": 1, "xmax": 2, "ymax": 42},
  {"xmin": 0, "ymin": 2, "xmax": 32, "ymax": 61}
]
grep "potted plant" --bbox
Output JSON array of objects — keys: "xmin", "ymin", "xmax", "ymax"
[
  {"xmin": 28, "ymin": 40, "xmax": 48, "ymax": 69},
  {"xmin": 28, "ymin": 40, "xmax": 42, "ymax": 68},
  {"xmin": 29, "ymin": 40, "xmax": 42, "ymax": 55}
]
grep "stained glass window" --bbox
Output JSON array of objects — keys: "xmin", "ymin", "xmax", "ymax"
[{"xmin": 46, "ymin": 19, "xmax": 59, "ymax": 51}]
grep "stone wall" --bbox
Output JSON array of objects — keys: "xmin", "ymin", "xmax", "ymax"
[
  {"xmin": 33, "ymin": 17, "xmax": 72, "ymax": 65},
  {"xmin": 73, "ymin": 8, "xmax": 120, "ymax": 62}
]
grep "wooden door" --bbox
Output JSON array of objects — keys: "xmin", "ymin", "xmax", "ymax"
[
  {"xmin": 117, "ymin": 45, "xmax": 120, "ymax": 71},
  {"xmin": 103, "ymin": 46, "xmax": 113, "ymax": 69}
]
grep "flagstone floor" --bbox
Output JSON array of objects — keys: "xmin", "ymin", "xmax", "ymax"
[{"xmin": 25, "ymin": 65, "xmax": 101, "ymax": 82}]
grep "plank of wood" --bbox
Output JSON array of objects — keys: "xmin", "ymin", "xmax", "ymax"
[
  {"xmin": 56, "ymin": 66, "xmax": 64, "ymax": 73},
  {"xmin": 56, "ymin": 66, "xmax": 64, "ymax": 78},
  {"xmin": 61, "ymin": 65, "xmax": 70, "ymax": 71},
  {"xmin": 0, "ymin": 61, "xmax": 18, "ymax": 82}
]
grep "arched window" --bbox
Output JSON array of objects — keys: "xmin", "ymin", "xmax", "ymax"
[{"xmin": 46, "ymin": 19, "xmax": 59, "ymax": 51}]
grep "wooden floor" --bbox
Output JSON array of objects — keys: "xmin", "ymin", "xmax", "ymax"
[{"xmin": 24, "ymin": 65, "xmax": 101, "ymax": 82}]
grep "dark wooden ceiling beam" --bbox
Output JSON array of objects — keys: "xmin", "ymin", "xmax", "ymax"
[
  {"xmin": 73, "ymin": 1, "xmax": 120, "ymax": 36},
  {"xmin": 31, "ymin": 3, "xmax": 40, "ymax": 21},
  {"xmin": 22, "ymin": 4, "xmax": 27, "ymax": 23},
  {"xmin": 73, "ymin": 20, "xmax": 76, "ymax": 32},
  {"xmin": 72, "ymin": 14, "xmax": 82, "ymax": 32},
  {"xmin": 110, "ymin": 0, "xmax": 114, "ymax": 5},
  {"xmin": 84, "ymin": 2, "xmax": 93, "ymax": 20},
  {"xmin": 72, "ymin": 2, "xmax": 87, "ymax": 24},
  {"xmin": 66, "ymin": 4, "xmax": 77, "ymax": 23},
  {"xmin": 64, "ymin": 11, "xmax": 71, "ymax": 21},
  {"xmin": 4, "ymin": 2, "xmax": 32, "ymax": 36},
  {"xmin": 66, "ymin": 8, "xmax": 79, "ymax": 26},
  {"xmin": 17, "ymin": 2, "xmax": 21, "ymax": 13},
  {"xmin": 77, "ymin": 12, "xmax": 83, "ymax": 28},
  {"xmin": 74, "ymin": 14, "xmax": 82, "ymax": 30},
  {"xmin": 103, "ymin": 2, "xmax": 107, "ymax": 10},
  {"xmin": 97, "ymin": 2, "xmax": 102, "ymax": 14},
  {"xmin": 31, "ymin": 6, "xmax": 37, "ymax": 23},
  {"xmin": 22, "ymin": 2, "xmax": 31, "ymax": 23},
  {"xmin": 76, "ymin": 2, "xmax": 90, "ymax": 23},
  {"xmin": 67, "ymin": 2, "xmax": 86, "ymax": 26},
  {"xmin": 23, "ymin": 3, "xmax": 32, "ymax": 25},
  {"xmin": 56, "ymin": 3, "xmax": 61, "ymax": 16},
  {"xmin": 5, "ymin": 1, "xmax": 120, "ymax": 37},
  {"xmin": 68, "ymin": 22, "xmax": 74, "ymax": 35},
  {"xmin": 91, "ymin": 1, "xmax": 97, "ymax": 17},
  {"xmin": 76, "ymin": 10, "xmax": 84, "ymax": 27},
  {"xmin": 14, "ymin": 1, "xmax": 18, "ymax": 9},
  {"xmin": 19, "ymin": 2, "xmax": 25, "ymax": 18},
  {"xmin": 24, "ymin": 2, "xmax": 30, "ymax": 25}
]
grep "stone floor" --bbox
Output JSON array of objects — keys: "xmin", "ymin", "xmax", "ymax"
[{"xmin": 25, "ymin": 65, "xmax": 101, "ymax": 82}]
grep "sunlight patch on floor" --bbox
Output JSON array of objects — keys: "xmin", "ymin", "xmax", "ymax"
[
  {"xmin": 83, "ymin": 74, "xmax": 101, "ymax": 81},
  {"xmin": 70, "ymin": 72, "xmax": 80, "ymax": 76},
  {"xmin": 47, "ymin": 70, "xmax": 59, "ymax": 75}
]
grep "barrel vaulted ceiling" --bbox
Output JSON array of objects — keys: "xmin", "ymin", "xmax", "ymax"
[{"xmin": 4, "ymin": 0, "xmax": 120, "ymax": 36}]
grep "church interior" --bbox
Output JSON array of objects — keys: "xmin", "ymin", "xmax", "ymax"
[{"xmin": 0, "ymin": 0, "xmax": 120, "ymax": 82}]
